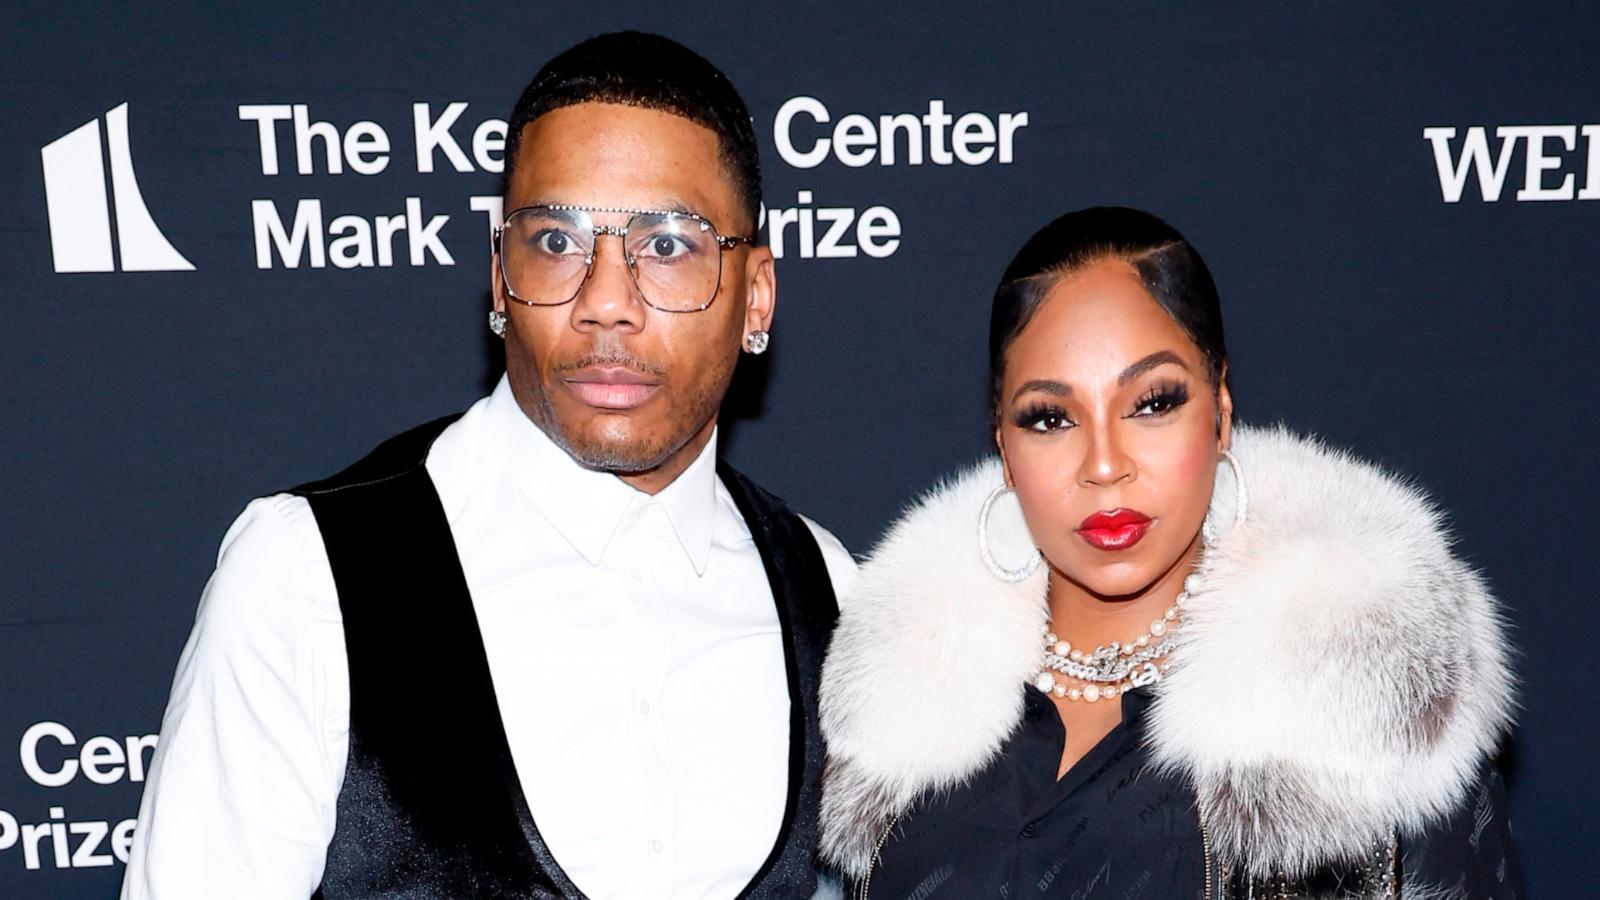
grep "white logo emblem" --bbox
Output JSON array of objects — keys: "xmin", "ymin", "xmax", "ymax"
[{"xmin": 40, "ymin": 103, "xmax": 195, "ymax": 273}]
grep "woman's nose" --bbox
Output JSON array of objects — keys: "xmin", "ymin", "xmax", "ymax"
[{"xmin": 1079, "ymin": 426, "xmax": 1135, "ymax": 487}]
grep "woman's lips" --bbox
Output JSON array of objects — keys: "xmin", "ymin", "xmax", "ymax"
[
  {"xmin": 1077, "ymin": 508, "xmax": 1153, "ymax": 551},
  {"xmin": 561, "ymin": 366, "xmax": 662, "ymax": 410}
]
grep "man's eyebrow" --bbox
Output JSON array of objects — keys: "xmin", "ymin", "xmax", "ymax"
[
  {"xmin": 1118, "ymin": 350, "xmax": 1189, "ymax": 386},
  {"xmin": 1010, "ymin": 379, "xmax": 1072, "ymax": 403}
]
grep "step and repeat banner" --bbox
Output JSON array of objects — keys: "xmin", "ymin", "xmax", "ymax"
[{"xmin": 3, "ymin": 3, "xmax": 1595, "ymax": 897}]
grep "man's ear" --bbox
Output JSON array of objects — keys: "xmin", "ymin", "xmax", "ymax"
[
  {"xmin": 741, "ymin": 246, "xmax": 776, "ymax": 343},
  {"xmin": 1216, "ymin": 363, "xmax": 1234, "ymax": 451},
  {"xmin": 490, "ymin": 252, "xmax": 507, "ymax": 315}
]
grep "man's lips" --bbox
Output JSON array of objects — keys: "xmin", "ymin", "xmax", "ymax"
[
  {"xmin": 1077, "ymin": 508, "xmax": 1154, "ymax": 551},
  {"xmin": 560, "ymin": 366, "xmax": 662, "ymax": 410}
]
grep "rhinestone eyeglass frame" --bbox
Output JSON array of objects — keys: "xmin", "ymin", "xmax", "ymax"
[{"xmin": 492, "ymin": 204, "xmax": 757, "ymax": 314}]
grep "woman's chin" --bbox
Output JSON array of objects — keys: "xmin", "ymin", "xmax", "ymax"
[{"xmin": 1052, "ymin": 559, "xmax": 1164, "ymax": 602}]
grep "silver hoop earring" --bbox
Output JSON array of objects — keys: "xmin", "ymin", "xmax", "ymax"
[
  {"xmin": 1202, "ymin": 449, "xmax": 1249, "ymax": 548},
  {"xmin": 744, "ymin": 330, "xmax": 770, "ymax": 355},
  {"xmin": 978, "ymin": 484, "xmax": 1042, "ymax": 583},
  {"xmin": 488, "ymin": 310, "xmax": 507, "ymax": 338}
]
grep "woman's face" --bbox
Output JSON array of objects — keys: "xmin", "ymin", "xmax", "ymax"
[{"xmin": 995, "ymin": 256, "xmax": 1232, "ymax": 599}]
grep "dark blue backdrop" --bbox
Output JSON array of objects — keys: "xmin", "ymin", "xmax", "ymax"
[{"xmin": 3, "ymin": 3, "xmax": 1596, "ymax": 897}]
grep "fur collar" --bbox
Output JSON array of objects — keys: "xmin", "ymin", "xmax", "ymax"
[{"xmin": 818, "ymin": 425, "xmax": 1514, "ymax": 879}]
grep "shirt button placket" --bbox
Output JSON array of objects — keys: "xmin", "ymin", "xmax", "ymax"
[{"xmin": 626, "ymin": 504, "xmax": 673, "ymax": 894}]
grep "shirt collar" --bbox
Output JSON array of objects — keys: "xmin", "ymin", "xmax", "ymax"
[{"xmin": 484, "ymin": 376, "xmax": 719, "ymax": 574}]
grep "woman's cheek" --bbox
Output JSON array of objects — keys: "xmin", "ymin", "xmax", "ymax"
[
  {"xmin": 1169, "ymin": 442, "xmax": 1211, "ymax": 488},
  {"xmin": 1152, "ymin": 428, "xmax": 1218, "ymax": 530},
  {"xmin": 1009, "ymin": 451, "xmax": 1079, "ymax": 563}
]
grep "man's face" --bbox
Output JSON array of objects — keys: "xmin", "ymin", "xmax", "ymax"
[{"xmin": 493, "ymin": 102, "xmax": 773, "ymax": 488}]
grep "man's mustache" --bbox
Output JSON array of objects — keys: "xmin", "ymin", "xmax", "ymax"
[{"xmin": 553, "ymin": 340, "xmax": 667, "ymax": 379}]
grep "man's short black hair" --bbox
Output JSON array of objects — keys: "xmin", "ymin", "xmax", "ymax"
[{"xmin": 504, "ymin": 31, "xmax": 762, "ymax": 234}]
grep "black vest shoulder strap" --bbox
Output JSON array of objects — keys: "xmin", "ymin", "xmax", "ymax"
[
  {"xmin": 294, "ymin": 415, "xmax": 582, "ymax": 900},
  {"xmin": 292, "ymin": 414, "xmax": 460, "ymax": 495},
  {"xmin": 717, "ymin": 462, "xmax": 840, "ymax": 899}
]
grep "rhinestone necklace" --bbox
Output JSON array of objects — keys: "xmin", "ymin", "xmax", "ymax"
[{"xmin": 1033, "ymin": 573, "xmax": 1200, "ymax": 703}]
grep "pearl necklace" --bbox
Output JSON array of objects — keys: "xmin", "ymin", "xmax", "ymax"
[{"xmin": 1032, "ymin": 573, "xmax": 1200, "ymax": 703}]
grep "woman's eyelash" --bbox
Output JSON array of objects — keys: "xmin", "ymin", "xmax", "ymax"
[
  {"xmin": 1010, "ymin": 382, "xmax": 1189, "ymax": 430},
  {"xmin": 1012, "ymin": 404, "xmax": 1075, "ymax": 432},
  {"xmin": 1132, "ymin": 382, "xmax": 1190, "ymax": 417}
]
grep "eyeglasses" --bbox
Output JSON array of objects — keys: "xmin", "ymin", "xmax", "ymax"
[{"xmin": 493, "ymin": 205, "xmax": 756, "ymax": 314}]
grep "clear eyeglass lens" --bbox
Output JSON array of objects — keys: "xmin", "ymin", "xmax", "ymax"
[
  {"xmin": 625, "ymin": 213, "xmax": 720, "ymax": 311},
  {"xmin": 501, "ymin": 208, "xmax": 593, "ymax": 305},
  {"xmin": 501, "ymin": 207, "xmax": 722, "ymax": 311}
]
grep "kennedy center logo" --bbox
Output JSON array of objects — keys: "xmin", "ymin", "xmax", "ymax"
[{"xmin": 40, "ymin": 103, "xmax": 195, "ymax": 273}]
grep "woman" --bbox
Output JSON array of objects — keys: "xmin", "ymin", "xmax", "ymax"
[{"xmin": 818, "ymin": 208, "xmax": 1519, "ymax": 898}]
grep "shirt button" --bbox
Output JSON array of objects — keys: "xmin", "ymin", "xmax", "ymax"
[
  {"xmin": 649, "ymin": 837, "xmax": 665, "ymax": 855},
  {"xmin": 629, "ymin": 566, "xmax": 643, "ymax": 582},
  {"xmin": 1020, "ymin": 823, "xmax": 1039, "ymax": 839},
  {"xmin": 637, "ymin": 699, "xmax": 651, "ymax": 715}
]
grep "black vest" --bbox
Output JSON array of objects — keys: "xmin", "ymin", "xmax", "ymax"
[{"xmin": 294, "ymin": 416, "xmax": 839, "ymax": 900}]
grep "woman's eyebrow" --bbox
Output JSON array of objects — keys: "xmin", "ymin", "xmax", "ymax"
[
  {"xmin": 1118, "ymin": 350, "xmax": 1189, "ymax": 386},
  {"xmin": 1011, "ymin": 379, "xmax": 1071, "ymax": 403}
]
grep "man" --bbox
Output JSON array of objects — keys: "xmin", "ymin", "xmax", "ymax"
[{"xmin": 121, "ymin": 31, "xmax": 855, "ymax": 900}]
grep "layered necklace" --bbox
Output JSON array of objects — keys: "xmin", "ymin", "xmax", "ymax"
[{"xmin": 1032, "ymin": 572, "xmax": 1200, "ymax": 703}]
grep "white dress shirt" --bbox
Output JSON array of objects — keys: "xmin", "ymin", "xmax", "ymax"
[{"xmin": 120, "ymin": 376, "xmax": 857, "ymax": 900}]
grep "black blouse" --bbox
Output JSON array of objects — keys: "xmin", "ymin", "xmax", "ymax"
[{"xmin": 860, "ymin": 686, "xmax": 1520, "ymax": 899}]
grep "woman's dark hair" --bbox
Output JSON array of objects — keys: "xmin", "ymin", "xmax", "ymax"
[
  {"xmin": 503, "ymin": 31, "xmax": 762, "ymax": 233},
  {"xmin": 988, "ymin": 206, "xmax": 1227, "ymax": 424}
]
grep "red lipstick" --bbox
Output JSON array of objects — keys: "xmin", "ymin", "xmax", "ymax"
[{"xmin": 1077, "ymin": 508, "xmax": 1153, "ymax": 551}]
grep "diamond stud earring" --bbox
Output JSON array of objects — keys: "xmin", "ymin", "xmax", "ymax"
[
  {"xmin": 488, "ymin": 310, "xmax": 507, "ymax": 338},
  {"xmin": 744, "ymin": 330, "xmax": 770, "ymax": 354}
]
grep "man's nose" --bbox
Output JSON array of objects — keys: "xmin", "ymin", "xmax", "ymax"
[{"xmin": 569, "ymin": 235, "xmax": 646, "ymax": 332}]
